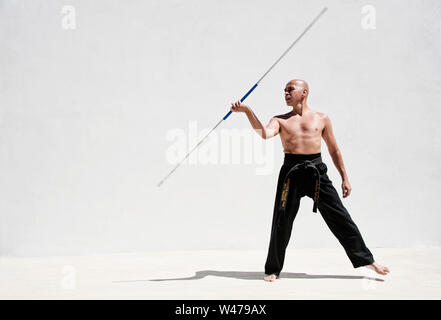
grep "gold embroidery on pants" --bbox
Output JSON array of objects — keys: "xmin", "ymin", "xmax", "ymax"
[
  {"xmin": 281, "ymin": 178, "xmax": 290, "ymax": 208},
  {"xmin": 313, "ymin": 179, "xmax": 319, "ymax": 202}
]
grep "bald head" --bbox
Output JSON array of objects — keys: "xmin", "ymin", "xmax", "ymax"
[
  {"xmin": 284, "ymin": 79, "xmax": 309, "ymax": 106},
  {"xmin": 287, "ymin": 79, "xmax": 309, "ymax": 93}
]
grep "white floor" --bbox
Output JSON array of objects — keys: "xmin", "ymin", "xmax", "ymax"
[{"xmin": 0, "ymin": 247, "xmax": 440, "ymax": 299}]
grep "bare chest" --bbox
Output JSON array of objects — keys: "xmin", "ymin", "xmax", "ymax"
[{"xmin": 279, "ymin": 114, "xmax": 324, "ymax": 138}]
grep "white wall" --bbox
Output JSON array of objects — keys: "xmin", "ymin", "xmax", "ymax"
[{"xmin": 1, "ymin": 0, "xmax": 440, "ymax": 256}]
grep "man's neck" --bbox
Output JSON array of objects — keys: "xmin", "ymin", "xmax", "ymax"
[{"xmin": 291, "ymin": 102, "xmax": 309, "ymax": 116}]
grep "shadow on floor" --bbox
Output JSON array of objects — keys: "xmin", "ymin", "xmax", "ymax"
[{"xmin": 113, "ymin": 270, "xmax": 384, "ymax": 283}]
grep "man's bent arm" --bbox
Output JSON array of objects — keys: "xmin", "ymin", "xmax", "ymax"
[
  {"xmin": 230, "ymin": 101, "xmax": 279, "ymax": 139},
  {"xmin": 245, "ymin": 108, "xmax": 279, "ymax": 140}
]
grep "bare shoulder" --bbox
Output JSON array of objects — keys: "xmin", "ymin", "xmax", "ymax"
[
  {"xmin": 274, "ymin": 112, "xmax": 292, "ymax": 120},
  {"xmin": 316, "ymin": 111, "xmax": 330, "ymax": 124},
  {"xmin": 316, "ymin": 111, "xmax": 328, "ymax": 119}
]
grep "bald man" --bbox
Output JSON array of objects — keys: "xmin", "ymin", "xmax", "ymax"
[{"xmin": 230, "ymin": 79, "xmax": 389, "ymax": 282}]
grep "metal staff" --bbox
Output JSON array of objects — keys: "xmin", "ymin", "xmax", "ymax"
[{"xmin": 157, "ymin": 7, "xmax": 328, "ymax": 187}]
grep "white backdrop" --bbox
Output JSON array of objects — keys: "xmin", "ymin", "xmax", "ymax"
[{"xmin": 1, "ymin": 0, "xmax": 440, "ymax": 256}]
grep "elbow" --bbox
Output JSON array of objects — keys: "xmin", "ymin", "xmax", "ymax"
[
  {"xmin": 329, "ymin": 148, "xmax": 340, "ymax": 155},
  {"xmin": 259, "ymin": 128, "xmax": 268, "ymax": 140},
  {"xmin": 261, "ymin": 128, "xmax": 276, "ymax": 140}
]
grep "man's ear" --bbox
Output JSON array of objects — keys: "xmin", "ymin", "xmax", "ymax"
[{"xmin": 302, "ymin": 89, "xmax": 308, "ymax": 97}]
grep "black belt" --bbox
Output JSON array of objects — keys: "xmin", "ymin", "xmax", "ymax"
[{"xmin": 278, "ymin": 156, "xmax": 323, "ymax": 219}]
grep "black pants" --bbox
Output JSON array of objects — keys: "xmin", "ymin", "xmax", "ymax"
[{"xmin": 264, "ymin": 152, "xmax": 374, "ymax": 276}]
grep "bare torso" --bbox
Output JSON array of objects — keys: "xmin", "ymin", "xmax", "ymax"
[{"xmin": 275, "ymin": 109, "xmax": 326, "ymax": 154}]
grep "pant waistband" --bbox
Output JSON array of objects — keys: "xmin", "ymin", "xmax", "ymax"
[{"xmin": 284, "ymin": 152, "xmax": 322, "ymax": 165}]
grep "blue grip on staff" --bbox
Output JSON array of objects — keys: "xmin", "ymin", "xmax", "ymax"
[{"xmin": 222, "ymin": 83, "xmax": 259, "ymax": 120}]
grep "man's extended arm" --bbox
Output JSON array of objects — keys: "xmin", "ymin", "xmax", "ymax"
[
  {"xmin": 230, "ymin": 100, "xmax": 279, "ymax": 140},
  {"xmin": 322, "ymin": 114, "xmax": 352, "ymax": 197}
]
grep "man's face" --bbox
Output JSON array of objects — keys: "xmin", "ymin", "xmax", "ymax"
[
  {"xmin": 285, "ymin": 80, "xmax": 308, "ymax": 106},
  {"xmin": 284, "ymin": 82, "xmax": 304, "ymax": 105}
]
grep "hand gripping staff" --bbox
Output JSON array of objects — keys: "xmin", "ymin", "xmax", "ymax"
[{"xmin": 157, "ymin": 7, "xmax": 328, "ymax": 187}]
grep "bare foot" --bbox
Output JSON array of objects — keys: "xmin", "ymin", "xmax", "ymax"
[
  {"xmin": 366, "ymin": 262, "xmax": 390, "ymax": 275},
  {"xmin": 264, "ymin": 274, "xmax": 278, "ymax": 282}
]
